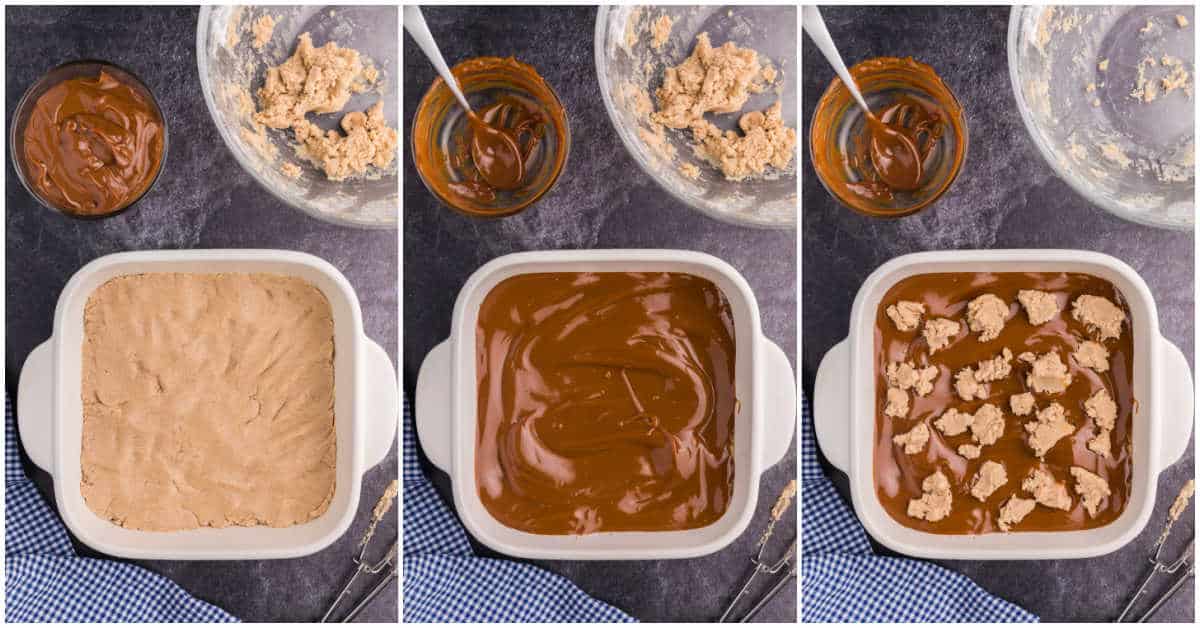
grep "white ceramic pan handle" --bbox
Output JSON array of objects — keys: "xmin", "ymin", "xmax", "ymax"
[
  {"xmin": 363, "ymin": 338, "xmax": 399, "ymax": 469},
  {"xmin": 17, "ymin": 340, "xmax": 54, "ymax": 473},
  {"xmin": 813, "ymin": 338, "xmax": 851, "ymax": 473},
  {"xmin": 1156, "ymin": 336, "xmax": 1193, "ymax": 472},
  {"xmin": 415, "ymin": 339, "xmax": 453, "ymax": 473},
  {"xmin": 759, "ymin": 337, "xmax": 796, "ymax": 469}
]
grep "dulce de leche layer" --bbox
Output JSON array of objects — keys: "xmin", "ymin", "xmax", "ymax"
[
  {"xmin": 874, "ymin": 272, "xmax": 1133, "ymax": 534},
  {"xmin": 475, "ymin": 272, "xmax": 737, "ymax": 535},
  {"xmin": 23, "ymin": 71, "xmax": 164, "ymax": 216}
]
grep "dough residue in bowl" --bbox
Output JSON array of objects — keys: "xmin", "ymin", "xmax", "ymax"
[
  {"xmin": 619, "ymin": 9, "xmax": 795, "ymax": 183},
  {"xmin": 253, "ymin": 33, "xmax": 398, "ymax": 181},
  {"xmin": 650, "ymin": 33, "xmax": 795, "ymax": 181}
]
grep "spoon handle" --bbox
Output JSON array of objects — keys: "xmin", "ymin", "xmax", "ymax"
[
  {"xmin": 801, "ymin": 7, "xmax": 872, "ymax": 115},
  {"xmin": 403, "ymin": 6, "xmax": 473, "ymax": 114}
]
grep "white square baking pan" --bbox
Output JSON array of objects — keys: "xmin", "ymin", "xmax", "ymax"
[
  {"xmin": 415, "ymin": 249, "xmax": 796, "ymax": 560},
  {"xmin": 16, "ymin": 249, "xmax": 398, "ymax": 560},
  {"xmin": 814, "ymin": 250, "xmax": 1193, "ymax": 560}
]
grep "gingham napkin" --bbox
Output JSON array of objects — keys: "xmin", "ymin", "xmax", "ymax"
[
  {"xmin": 800, "ymin": 393, "xmax": 1038, "ymax": 622},
  {"xmin": 401, "ymin": 398, "xmax": 635, "ymax": 622},
  {"xmin": 4, "ymin": 397, "xmax": 237, "ymax": 622}
]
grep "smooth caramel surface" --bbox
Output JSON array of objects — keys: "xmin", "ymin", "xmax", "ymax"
[{"xmin": 475, "ymin": 272, "xmax": 737, "ymax": 535}]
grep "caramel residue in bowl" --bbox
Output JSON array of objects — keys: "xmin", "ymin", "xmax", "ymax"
[
  {"xmin": 412, "ymin": 56, "xmax": 568, "ymax": 217},
  {"xmin": 810, "ymin": 56, "xmax": 965, "ymax": 216}
]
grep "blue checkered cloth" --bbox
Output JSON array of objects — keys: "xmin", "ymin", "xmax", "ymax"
[
  {"xmin": 800, "ymin": 393, "xmax": 1038, "ymax": 622},
  {"xmin": 5, "ymin": 397, "xmax": 237, "ymax": 622},
  {"xmin": 401, "ymin": 397, "xmax": 635, "ymax": 622}
]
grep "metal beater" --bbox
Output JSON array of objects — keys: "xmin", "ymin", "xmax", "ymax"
[
  {"xmin": 1116, "ymin": 480, "xmax": 1194, "ymax": 622},
  {"xmin": 320, "ymin": 481, "xmax": 398, "ymax": 622}
]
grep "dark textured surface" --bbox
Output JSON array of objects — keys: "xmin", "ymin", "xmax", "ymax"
[
  {"xmin": 403, "ymin": 6, "xmax": 796, "ymax": 623},
  {"xmin": 5, "ymin": 7, "xmax": 397, "ymax": 622},
  {"xmin": 802, "ymin": 6, "xmax": 1194, "ymax": 623}
]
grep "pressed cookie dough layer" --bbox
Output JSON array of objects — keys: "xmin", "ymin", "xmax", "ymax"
[{"xmin": 80, "ymin": 273, "xmax": 336, "ymax": 532}]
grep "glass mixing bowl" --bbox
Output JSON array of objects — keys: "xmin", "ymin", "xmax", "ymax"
[
  {"xmin": 594, "ymin": 5, "xmax": 797, "ymax": 229},
  {"xmin": 411, "ymin": 57, "xmax": 570, "ymax": 218},
  {"xmin": 1008, "ymin": 6, "xmax": 1194, "ymax": 231},
  {"xmin": 197, "ymin": 5, "xmax": 398, "ymax": 229}
]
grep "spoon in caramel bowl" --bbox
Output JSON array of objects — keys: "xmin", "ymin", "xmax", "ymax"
[
  {"xmin": 403, "ymin": 6, "xmax": 524, "ymax": 189},
  {"xmin": 802, "ymin": 6, "xmax": 924, "ymax": 191}
]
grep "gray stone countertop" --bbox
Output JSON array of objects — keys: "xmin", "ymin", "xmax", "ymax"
[
  {"xmin": 403, "ymin": 5, "xmax": 797, "ymax": 623},
  {"xmin": 5, "ymin": 6, "xmax": 397, "ymax": 622},
  {"xmin": 802, "ymin": 6, "xmax": 1194, "ymax": 623}
]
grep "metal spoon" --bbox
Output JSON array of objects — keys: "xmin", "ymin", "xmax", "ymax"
[
  {"xmin": 403, "ymin": 6, "xmax": 524, "ymax": 189},
  {"xmin": 801, "ymin": 7, "xmax": 923, "ymax": 190}
]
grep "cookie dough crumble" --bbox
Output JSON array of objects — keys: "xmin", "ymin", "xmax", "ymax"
[
  {"xmin": 253, "ymin": 33, "xmax": 397, "ymax": 181},
  {"xmin": 998, "ymin": 496, "xmax": 1036, "ymax": 531},
  {"xmin": 1084, "ymin": 389, "xmax": 1117, "ymax": 430},
  {"xmin": 1018, "ymin": 289, "xmax": 1059, "ymax": 325},
  {"xmin": 1088, "ymin": 429, "xmax": 1112, "ymax": 458},
  {"xmin": 650, "ymin": 14, "xmax": 673, "ymax": 50},
  {"xmin": 280, "ymin": 162, "xmax": 303, "ymax": 179},
  {"xmin": 884, "ymin": 387, "xmax": 909, "ymax": 418},
  {"xmin": 908, "ymin": 470, "xmax": 953, "ymax": 522},
  {"xmin": 1073, "ymin": 340, "xmax": 1110, "ymax": 372},
  {"xmin": 294, "ymin": 101, "xmax": 398, "ymax": 181},
  {"xmin": 252, "ymin": 14, "xmax": 276, "ymax": 51},
  {"xmin": 954, "ymin": 367, "xmax": 985, "ymax": 402},
  {"xmin": 1010, "ymin": 392, "xmax": 1035, "ymax": 416},
  {"xmin": 893, "ymin": 422, "xmax": 930, "ymax": 454},
  {"xmin": 886, "ymin": 300, "xmax": 925, "ymax": 332},
  {"xmin": 887, "ymin": 361, "xmax": 938, "ymax": 396},
  {"xmin": 934, "ymin": 407, "xmax": 973, "ymax": 437},
  {"xmin": 970, "ymin": 403, "xmax": 1006, "ymax": 446},
  {"xmin": 1024, "ymin": 402, "xmax": 1075, "ymax": 457},
  {"xmin": 1023, "ymin": 468, "xmax": 1071, "ymax": 511},
  {"xmin": 1072, "ymin": 295, "xmax": 1126, "ymax": 341},
  {"xmin": 966, "ymin": 293, "xmax": 1009, "ymax": 342},
  {"xmin": 1070, "ymin": 466, "xmax": 1111, "ymax": 517},
  {"xmin": 1169, "ymin": 480, "xmax": 1195, "ymax": 519},
  {"xmin": 678, "ymin": 163, "xmax": 701, "ymax": 179},
  {"xmin": 971, "ymin": 461, "xmax": 1008, "ymax": 501},
  {"xmin": 923, "ymin": 318, "xmax": 961, "ymax": 353},
  {"xmin": 692, "ymin": 101, "xmax": 796, "ymax": 181},
  {"xmin": 649, "ymin": 33, "xmax": 796, "ymax": 181},
  {"xmin": 975, "ymin": 348, "xmax": 1014, "ymax": 382},
  {"xmin": 958, "ymin": 444, "xmax": 982, "ymax": 459},
  {"xmin": 1020, "ymin": 351, "xmax": 1073, "ymax": 395}
]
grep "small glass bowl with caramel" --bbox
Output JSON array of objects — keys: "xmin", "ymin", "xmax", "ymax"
[
  {"xmin": 411, "ymin": 56, "xmax": 570, "ymax": 218},
  {"xmin": 10, "ymin": 60, "xmax": 168, "ymax": 220},
  {"xmin": 809, "ymin": 56, "xmax": 967, "ymax": 218}
]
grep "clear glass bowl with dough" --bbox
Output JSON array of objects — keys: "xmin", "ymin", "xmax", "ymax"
[
  {"xmin": 1009, "ymin": 6, "xmax": 1194, "ymax": 231},
  {"xmin": 595, "ymin": 5, "xmax": 797, "ymax": 229},
  {"xmin": 197, "ymin": 5, "xmax": 398, "ymax": 229}
]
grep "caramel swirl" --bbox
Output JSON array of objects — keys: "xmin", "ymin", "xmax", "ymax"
[
  {"xmin": 475, "ymin": 272, "xmax": 737, "ymax": 535},
  {"xmin": 874, "ymin": 272, "xmax": 1134, "ymax": 534},
  {"xmin": 22, "ymin": 71, "xmax": 164, "ymax": 216}
]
